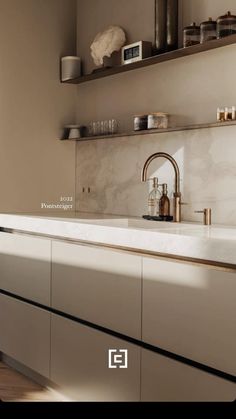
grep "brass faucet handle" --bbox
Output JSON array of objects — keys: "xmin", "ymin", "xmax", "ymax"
[{"xmin": 195, "ymin": 208, "xmax": 212, "ymax": 226}]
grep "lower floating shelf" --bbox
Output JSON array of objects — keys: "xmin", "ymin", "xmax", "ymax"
[{"xmin": 60, "ymin": 120, "xmax": 236, "ymax": 143}]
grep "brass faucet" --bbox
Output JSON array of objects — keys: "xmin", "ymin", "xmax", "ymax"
[
  {"xmin": 195, "ymin": 208, "xmax": 212, "ymax": 226},
  {"xmin": 141, "ymin": 152, "xmax": 182, "ymax": 223}
]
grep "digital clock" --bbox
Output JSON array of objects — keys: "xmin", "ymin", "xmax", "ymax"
[{"xmin": 121, "ymin": 41, "xmax": 152, "ymax": 65}]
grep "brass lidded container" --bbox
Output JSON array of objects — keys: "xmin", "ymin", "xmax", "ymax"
[
  {"xmin": 200, "ymin": 17, "xmax": 217, "ymax": 43},
  {"xmin": 217, "ymin": 11, "xmax": 236, "ymax": 39},
  {"xmin": 183, "ymin": 22, "xmax": 200, "ymax": 48}
]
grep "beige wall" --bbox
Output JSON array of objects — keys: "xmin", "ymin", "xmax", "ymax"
[
  {"xmin": 76, "ymin": 0, "xmax": 236, "ymax": 225},
  {"xmin": 182, "ymin": 0, "xmax": 234, "ymax": 25},
  {"xmin": 77, "ymin": 0, "xmax": 155, "ymax": 74},
  {"xmin": 76, "ymin": 0, "xmax": 236, "ymax": 131},
  {"xmin": 0, "ymin": 0, "xmax": 77, "ymax": 213}
]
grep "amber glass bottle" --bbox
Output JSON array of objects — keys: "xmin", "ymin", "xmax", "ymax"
[{"xmin": 159, "ymin": 184, "xmax": 170, "ymax": 217}]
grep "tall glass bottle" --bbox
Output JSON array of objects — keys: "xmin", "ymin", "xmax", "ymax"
[{"xmin": 148, "ymin": 178, "xmax": 161, "ymax": 217}]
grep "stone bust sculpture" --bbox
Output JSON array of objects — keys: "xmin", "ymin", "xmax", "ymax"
[{"xmin": 90, "ymin": 25, "xmax": 126, "ymax": 67}]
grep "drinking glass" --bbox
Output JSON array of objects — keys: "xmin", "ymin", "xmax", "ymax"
[
  {"xmin": 95, "ymin": 121, "xmax": 101, "ymax": 136},
  {"xmin": 109, "ymin": 119, "xmax": 119, "ymax": 134}
]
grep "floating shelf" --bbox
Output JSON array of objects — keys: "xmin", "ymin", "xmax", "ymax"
[
  {"xmin": 62, "ymin": 35, "xmax": 236, "ymax": 85},
  {"xmin": 60, "ymin": 120, "xmax": 236, "ymax": 143}
]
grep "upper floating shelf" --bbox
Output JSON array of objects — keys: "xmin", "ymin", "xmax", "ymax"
[
  {"xmin": 62, "ymin": 34, "xmax": 236, "ymax": 85},
  {"xmin": 61, "ymin": 120, "xmax": 236, "ymax": 143}
]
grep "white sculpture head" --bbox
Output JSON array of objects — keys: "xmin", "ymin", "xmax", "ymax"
[{"xmin": 91, "ymin": 25, "xmax": 126, "ymax": 66}]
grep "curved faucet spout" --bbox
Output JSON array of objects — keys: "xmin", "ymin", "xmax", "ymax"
[
  {"xmin": 141, "ymin": 152, "xmax": 182, "ymax": 222},
  {"xmin": 141, "ymin": 152, "xmax": 180, "ymax": 193}
]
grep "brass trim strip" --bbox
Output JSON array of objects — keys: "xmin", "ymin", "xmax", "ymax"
[{"xmin": 1, "ymin": 227, "xmax": 236, "ymax": 272}]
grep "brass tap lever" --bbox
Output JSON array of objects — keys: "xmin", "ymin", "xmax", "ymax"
[{"xmin": 195, "ymin": 208, "xmax": 212, "ymax": 226}]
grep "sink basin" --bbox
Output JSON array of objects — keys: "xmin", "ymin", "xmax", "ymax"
[
  {"xmin": 33, "ymin": 213, "xmax": 209, "ymax": 233},
  {"xmin": 69, "ymin": 217, "xmax": 154, "ymax": 229},
  {"xmin": 75, "ymin": 217, "xmax": 189, "ymax": 230}
]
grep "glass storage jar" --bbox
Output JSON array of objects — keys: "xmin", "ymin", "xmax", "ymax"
[
  {"xmin": 217, "ymin": 11, "xmax": 236, "ymax": 39},
  {"xmin": 134, "ymin": 115, "xmax": 148, "ymax": 131},
  {"xmin": 183, "ymin": 22, "xmax": 200, "ymax": 48},
  {"xmin": 200, "ymin": 17, "xmax": 217, "ymax": 43},
  {"xmin": 148, "ymin": 113, "xmax": 169, "ymax": 130}
]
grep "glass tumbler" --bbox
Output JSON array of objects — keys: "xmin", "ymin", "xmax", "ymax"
[
  {"xmin": 109, "ymin": 119, "xmax": 119, "ymax": 134},
  {"xmin": 103, "ymin": 120, "xmax": 109, "ymax": 135},
  {"xmin": 95, "ymin": 121, "xmax": 101, "ymax": 136}
]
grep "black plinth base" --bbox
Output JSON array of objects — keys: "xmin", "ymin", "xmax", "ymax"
[{"xmin": 143, "ymin": 215, "xmax": 174, "ymax": 222}]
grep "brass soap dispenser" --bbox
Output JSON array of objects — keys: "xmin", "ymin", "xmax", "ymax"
[{"xmin": 160, "ymin": 183, "xmax": 170, "ymax": 217}]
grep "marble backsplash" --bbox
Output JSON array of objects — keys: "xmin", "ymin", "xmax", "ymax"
[{"xmin": 76, "ymin": 125, "xmax": 236, "ymax": 226}]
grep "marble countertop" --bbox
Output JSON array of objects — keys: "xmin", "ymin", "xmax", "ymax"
[{"xmin": 0, "ymin": 212, "xmax": 236, "ymax": 266}]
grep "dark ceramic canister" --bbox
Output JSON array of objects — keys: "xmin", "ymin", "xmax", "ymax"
[
  {"xmin": 155, "ymin": 0, "xmax": 167, "ymax": 53},
  {"xmin": 167, "ymin": 0, "xmax": 179, "ymax": 51}
]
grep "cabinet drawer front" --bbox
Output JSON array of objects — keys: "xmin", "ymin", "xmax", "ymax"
[
  {"xmin": 143, "ymin": 257, "xmax": 236, "ymax": 376},
  {"xmin": 51, "ymin": 314, "xmax": 140, "ymax": 401},
  {"xmin": 0, "ymin": 294, "xmax": 50, "ymax": 378},
  {"xmin": 0, "ymin": 233, "xmax": 51, "ymax": 305},
  {"xmin": 52, "ymin": 241, "xmax": 141, "ymax": 339},
  {"xmin": 141, "ymin": 349, "xmax": 236, "ymax": 402}
]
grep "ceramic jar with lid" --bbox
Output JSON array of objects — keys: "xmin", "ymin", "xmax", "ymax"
[
  {"xmin": 183, "ymin": 22, "xmax": 200, "ymax": 48},
  {"xmin": 200, "ymin": 17, "xmax": 217, "ymax": 43},
  {"xmin": 217, "ymin": 11, "xmax": 236, "ymax": 39}
]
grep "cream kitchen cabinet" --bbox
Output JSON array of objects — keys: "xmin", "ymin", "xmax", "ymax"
[
  {"xmin": 0, "ymin": 294, "xmax": 50, "ymax": 378},
  {"xmin": 142, "ymin": 257, "xmax": 236, "ymax": 377},
  {"xmin": 50, "ymin": 314, "xmax": 140, "ymax": 401},
  {"xmin": 141, "ymin": 348, "xmax": 236, "ymax": 402},
  {"xmin": 0, "ymin": 232, "xmax": 51, "ymax": 305},
  {"xmin": 52, "ymin": 241, "xmax": 142, "ymax": 339}
]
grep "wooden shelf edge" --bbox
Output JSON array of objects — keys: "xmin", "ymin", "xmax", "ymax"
[
  {"xmin": 59, "ymin": 121, "xmax": 236, "ymax": 143},
  {"xmin": 61, "ymin": 34, "xmax": 236, "ymax": 85}
]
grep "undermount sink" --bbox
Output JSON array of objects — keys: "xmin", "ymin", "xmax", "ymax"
[
  {"xmin": 34, "ymin": 213, "xmax": 209, "ymax": 232},
  {"xmin": 63, "ymin": 217, "xmax": 166, "ymax": 229},
  {"xmin": 76, "ymin": 217, "xmax": 189, "ymax": 230}
]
